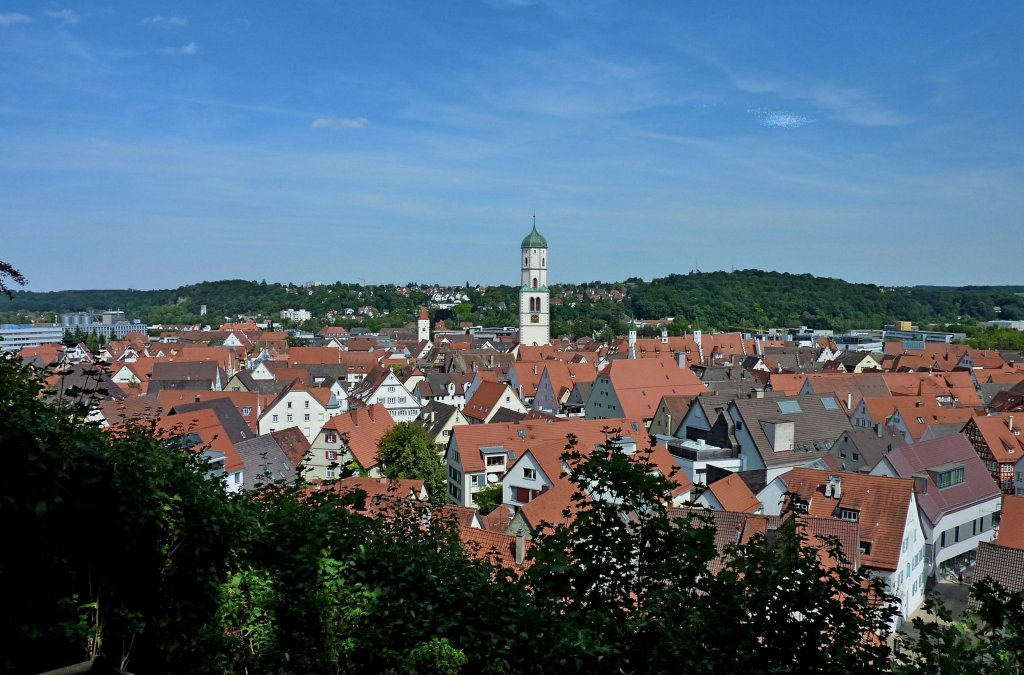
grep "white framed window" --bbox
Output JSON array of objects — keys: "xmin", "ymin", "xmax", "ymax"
[
  {"xmin": 326, "ymin": 451, "xmax": 338, "ymax": 460},
  {"xmin": 304, "ymin": 400, "xmax": 310, "ymax": 409},
  {"xmin": 286, "ymin": 414, "xmax": 293, "ymax": 423},
  {"xmin": 304, "ymin": 414, "xmax": 310, "ymax": 421},
  {"xmin": 325, "ymin": 433, "xmax": 337, "ymax": 444},
  {"xmin": 272, "ymin": 414, "xmax": 279, "ymax": 422},
  {"xmin": 242, "ymin": 406, "xmax": 252, "ymax": 415},
  {"xmin": 523, "ymin": 468, "xmax": 537, "ymax": 480},
  {"xmin": 326, "ymin": 468, "xmax": 336, "ymax": 479},
  {"xmin": 287, "ymin": 401, "xmax": 292, "ymax": 409}
]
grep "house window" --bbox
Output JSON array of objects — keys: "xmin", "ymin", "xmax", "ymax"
[
  {"xmin": 470, "ymin": 475, "xmax": 480, "ymax": 486},
  {"xmin": 523, "ymin": 468, "xmax": 537, "ymax": 480},
  {"xmin": 272, "ymin": 414, "xmax": 279, "ymax": 422},
  {"xmin": 242, "ymin": 406, "xmax": 252, "ymax": 415},
  {"xmin": 326, "ymin": 468, "xmax": 336, "ymax": 479},
  {"xmin": 486, "ymin": 456, "xmax": 504, "ymax": 467},
  {"xmin": 388, "ymin": 386, "xmax": 396, "ymax": 392},
  {"xmin": 917, "ymin": 417, "xmax": 925, "ymax": 424},
  {"xmin": 515, "ymin": 486, "xmax": 533, "ymax": 503},
  {"xmin": 937, "ymin": 466, "xmax": 965, "ymax": 489},
  {"xmin": 304, "ymin": 400, "xmax": 310, "ymax": 409},
  {"xmin": 837, "ymin": 508, "xmax": 859, "ymax": 522},
  {"xmin": 287, "ymin": 402, "xmax": 292, "ymax": 409},
  {"xmin": 304, "ymin": 414, "xmax": 310, "ymax": 421},
  {"xmin": 326, "ymin": 451, "xmax": 338, "ymax": 460},
  {"xmin": 286, "ymin": 414, "xmax": 293, "ymax": 423},
  {"xmin": 325, "ymin": 433, "xmax": 337, "ymax": 444}
]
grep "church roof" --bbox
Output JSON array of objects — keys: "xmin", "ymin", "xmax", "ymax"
[{"xmin": 521, "ymin": 223, "xmax": 547, "ymax": 249}]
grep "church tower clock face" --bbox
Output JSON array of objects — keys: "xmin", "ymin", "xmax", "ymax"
[{"xmin": 519, "ymin": 220, "xmax": 550, "ymax": 346}]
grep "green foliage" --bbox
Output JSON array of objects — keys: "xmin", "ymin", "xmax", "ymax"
[
  {"xmin": 894, "ymin": 579, "xmax": 1024, "ymax": 673},
  {"xmin": 525, "ymin": 430, "xmax": 897, "ymax": 673},
  {"xmin": 473, "ymin": 484, "xmax": 504, "ymax": 516},
  {"xmin": 376, "ymin": 421, "xmax": 447, "ymax": 502}
]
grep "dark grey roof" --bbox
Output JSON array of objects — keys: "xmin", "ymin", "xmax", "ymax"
[
  {"xmin": 834, "ymin": 427, "xmax": 906, "ymax": 470},
  {"xmin": 731, "ymin": 394, "xmax": 853, "ymax": 468},
  {"xmin": 970, "ymin": 541, "xmax": 1024, "ymax": 608},
  {"xmin": 419, "ymin": 400, "xmax": 461, "ymax": 438},
  {"xmin": 46, "ymin": 363, "xmax": 126, "ymax": 404},
  {"xmin": 150, "ymin": 360, "xmax": 223, "ymax": 382},
  {"xmin": 168, "ymin": 397, "xmax": 253, "ymax": 445},
  {"xmin": 565, "ymin": 381, "xmax": 593, "ymax": 407},
  {"xmin": 488, "ymin": 408, "xmax": 527, "ymax": 424},
  {"xmin": 234, "ymin": 433, "xmax": 299, "ymax": 489}
]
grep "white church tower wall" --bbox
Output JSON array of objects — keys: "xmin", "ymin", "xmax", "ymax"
[{"xmin": 518, "ymin": 219, "xmax": 550, "ymax": 346}]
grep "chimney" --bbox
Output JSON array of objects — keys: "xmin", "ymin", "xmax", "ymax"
[
  {"xmin": 912, "ymin": 474, "xmax": 928, "ymax": 495},
  {"xmin": 514, "ymin": 529, "xmax": 526, "ymax": 566},
  {"xmin": 876, "ymin": 423, "xmax": 884, "ymax": 438},
  {"xmin": 846, "ymin": 393, "xmax": 852, "ymax": 411},
  {"xmin": 676, "ymin": 351, "xmax": 687, "ymax": 369},
  {"xmin": 1011, "ymin": 415, "xmax": 1015, "ymax": 432},
  {"xmin": 195, "ymin": 394, "xmax": 201, "ymax": 403},
  {"xmin": 824, "ymin": 475, "xmax": 842, "ymax": 499}
]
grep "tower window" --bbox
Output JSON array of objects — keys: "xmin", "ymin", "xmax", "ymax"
[
  {"xmin": 524, "ymin": 257, "xmax": 528, "ymax": 266},
  {"xmin": 532, "ymin": 278, "xmax": 538, "ymax": 288},
  {"xmin": 542, "ymin": 257, "xmax": 545, "ymax": 266}
]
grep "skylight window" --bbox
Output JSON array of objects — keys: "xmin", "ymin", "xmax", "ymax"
[
  {"xmin": 821, "ymin": 397, "xmax": 840, "ymax": 411},
  {"xmin": 778, "ymin": 400, "xmax": 803, "ymax": 414}
]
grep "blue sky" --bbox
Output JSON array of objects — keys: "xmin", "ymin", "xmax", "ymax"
[{"xmin": 2, "ymin": 2, "xmax": 1021, "ymax": 291}]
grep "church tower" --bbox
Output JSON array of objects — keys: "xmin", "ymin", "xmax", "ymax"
[
  {"xmin": 519, "ymin": 219, "xmax": 550, "ymax": 346},
  {"xmin": 417, "ymin": 306, "xmax": 430, "ymax": 343}
]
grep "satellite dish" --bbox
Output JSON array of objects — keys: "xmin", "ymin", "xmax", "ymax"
[{"xmin": 486, "ymin": 473, "xmax": 499, "ymax": 484}]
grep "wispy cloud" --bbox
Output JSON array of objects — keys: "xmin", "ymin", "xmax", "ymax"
[
  {"xmin": 44, "ymin": 9, "xmax": 79, "ymax": 25},
  {"xmin": 731, "ymin": 74, "xmax": 910, "ymax": 127},
  {"xmin": 0, "ymin": 12, "xmax": 31, "ymax": 25},
  {"xmin": 311, "ymin": 117, "xmax": 368, "ymax": 129},
  {"xmin": 141, "ymin": 15, "xmax": 188, "ymax": 28},
  {"xmin": 159, "ymin": 41, "xmax": 198, "ymax": 56},
  {"xmin": 747, "ymin": 108, "xmax": 813, "ymax": 129}
]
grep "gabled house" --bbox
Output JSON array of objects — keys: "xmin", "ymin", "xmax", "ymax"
[
  {"xmin": 963, "ymin": 413, "xmax": 1024, "ymax": 493},
  {"xmin": 347, "ymin": 365, "xmax": 422, "ymax": 422},
  {"xmin": 257, "ymin": 381, "xmax": 341, "ymax": 441},
  {"xmin": 462, "ymin": 381, "xmax": 527, "ymax": 424},
  {"xmin": 727, "ymin": 395, "xmax": 853, "ymax": 481},
  {"xmin": 532, "ymin": 361, "xmax": 597, "ymax": 415},
  {"xmin": 784, "ymin": 468, "xmax": 927, "ymax": 625},
  {"xmin": 871, "ymin": 434, "xmax": 1001, "ymax": 581},
  {"xmin": 445, "ymin": 416, "xmax": 645, "ymax": 507},
  {"xmin": 234, "ymin": 427, "xmax": 310, "ymax": 489},
  {"xmin": 696, "ymin": 472, "xmax": 762, "ymax": 513},
  {"xmin": 585, "ymin": 356, "xmax": 706, "ymax": 426},
  {"xmin": 305, "ymin": 403, "xmax": 395, "ymax": 480},
  {"xmin": 418, "ymin": 400, "xmax": 469, "ymax": 449}
]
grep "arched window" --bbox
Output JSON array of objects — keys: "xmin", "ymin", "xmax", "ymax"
[
  {"xmin": 532, "ymin": 278, "xmax": 538, "ymax": 288},
  {"xmin": 524, "ymin": 257, "xmax": 528, "ymax": 266},
  {"xmin": 542, "ymin": 257, "xmax": 545, "ymax": 267}
]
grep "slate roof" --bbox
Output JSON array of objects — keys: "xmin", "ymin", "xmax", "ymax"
[
  {"xmin": 168, "ymin": 397, "xmax": 254, "ymax": 445},
  {"xmin": 419, "ymin": 400, "xmax": 462, "ymax": 439},
  {"xmin": 731, "ymin": 395, "xmax": 853, "ymax": 468},
  {"xmin": 878, "ymin": 434, "xmax": 1001, "ymax": 528},
  {"xmin": 970, "ymin": 541, "xmax": 1024, "ymax": 607},
  {"xmin": 235, "ymin": 432, "xmax": 301, "ymax": 489}
]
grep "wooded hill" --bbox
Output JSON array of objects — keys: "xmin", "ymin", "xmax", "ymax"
[{"xmin": 5, "ymin": 270, "xmax": 1023, "ymax": 334}]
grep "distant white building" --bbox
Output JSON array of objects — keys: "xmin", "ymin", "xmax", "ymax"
[{"xmin": 280, "ymin": 308, "xmax": 312, "ymax": 322}]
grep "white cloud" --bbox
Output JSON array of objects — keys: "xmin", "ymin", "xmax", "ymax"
[
  {"xmin": 747, "ymin": 108, "xmax": 813, "ymax": 129},
  {"xmin": 311, "ymin": 117, "xmax": 368, "ymax": 129},
  {"xmin": 0, "ymin": 12, "xmax": 31, "ymax": 25},
  {"xmin": 141, "ymin": 15, "xmax": 188, "ymax": 27},
  {"xmin": 44, "ymin": 9, "xmax": 79, "ymax": 25},
  {"xmin": 159, "ymin": 41, "xmax": 198, "ymax": 56}
]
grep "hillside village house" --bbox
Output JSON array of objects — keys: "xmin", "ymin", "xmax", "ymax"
[
  {"xmin": 305, "ymin": 403, "xmax": 395, "ymax": 480},
  {"xmin": 870, "ymin": 434, "xmax": 1002, "ymax": 581},
  {"xmin": 783, "ymin": 468, "xmax": 927, "ymax": 627},
  {"xmin": 257, "ymin": 382, "xmax": 342, "ymax": 442},
  {"xmin": 963, "ymin": 413, "xmax": 1024, "ymax": 493},
  {"xmin": 445, "ymin": 417, "xmax": 646, "ymax": 508},
  {"xmin": 585, "ymin": 356, "xmax": 706, "ymax": 426},
  {"xmin": 347, "ymin": 365, "xmax": 422, "ymax": 422}
]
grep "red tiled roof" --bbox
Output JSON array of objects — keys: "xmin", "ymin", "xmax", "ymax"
[
  {"xmin": 785, "ymin": 468, "xmax": 913, "ymax": 571},
  {"xmin": 707, "ymin": 473, "xmax": 761, "ymax": 513},
  {"xmin": 321, "ymin": 403, "xmax": 395, "ymax": 470},
  {"xmin": 996, "ymin": 495, "xmax": 1024, "ymax": 550}
]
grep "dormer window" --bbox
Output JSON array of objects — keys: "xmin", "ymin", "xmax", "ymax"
[
  {"xmin": 936, "ymin": 465, "xmax": 965, "ymax": 489},
  {"xmin": 836, "ymin": 507, "xmax": 860, "ymax": 522}
]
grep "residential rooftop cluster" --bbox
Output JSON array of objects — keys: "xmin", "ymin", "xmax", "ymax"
[{"xmin": 13, "ymin": 225, "xmax": 1024, "ymax": 638}]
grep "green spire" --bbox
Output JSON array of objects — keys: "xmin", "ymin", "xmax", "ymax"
[{"xmin": 521, "ymin": 219, "xmax": 548, "ymax": 249}]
